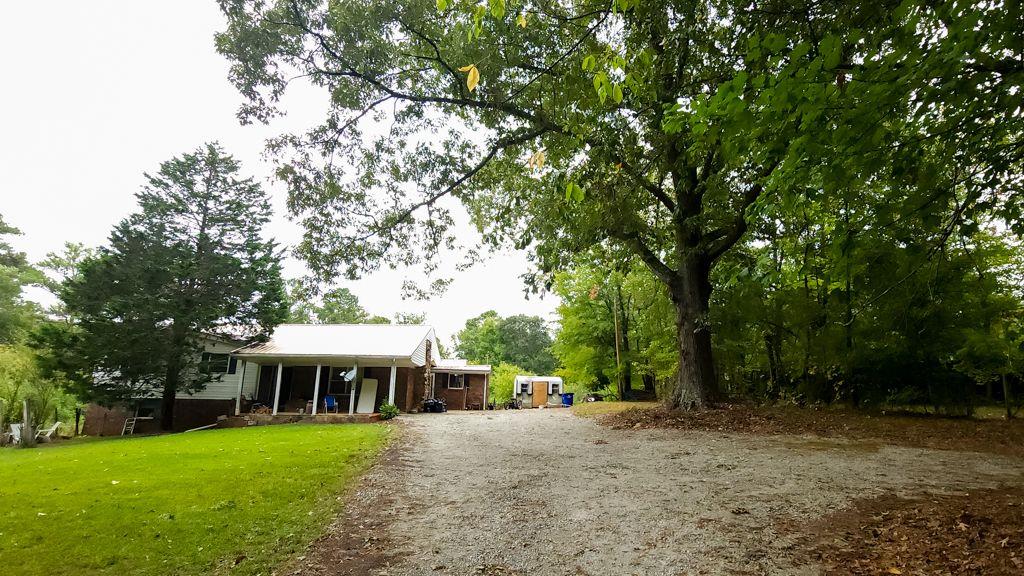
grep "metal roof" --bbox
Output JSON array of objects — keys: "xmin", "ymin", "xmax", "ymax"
[
  {"xmin": 232, "ymin": 324, "xmax": 439, "ymax": 367},
  {"xmin": 435, "ymin": 358, "xmax": 492, "ymax": 374}
]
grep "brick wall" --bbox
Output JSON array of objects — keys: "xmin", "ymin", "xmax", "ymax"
[
  {"xmin": 82, "ymin": 398, "xmax": 236, "ymax": 436},
  {"xmin": 434, "ymin": 372, "xmax": 486, "ymax": 410}
]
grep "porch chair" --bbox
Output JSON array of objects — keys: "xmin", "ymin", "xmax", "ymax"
[
  {"xmin": 35, "ymin": 421, "xmax": 62, "ymax": 443},
  {"xmin": 323, "ymin": 395, "xmax": 340, "ymax": 413}
]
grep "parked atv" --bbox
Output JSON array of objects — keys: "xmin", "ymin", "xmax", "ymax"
[{"xmin": 421, "ymin": 397, "xmax": 447, "ymax": 413}]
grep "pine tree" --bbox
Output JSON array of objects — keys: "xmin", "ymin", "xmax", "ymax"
[{"xmin": 64, "ymin": 143, "xmax": 287, "ymax": 429}]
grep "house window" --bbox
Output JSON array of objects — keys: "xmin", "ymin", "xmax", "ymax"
[
  {"xmin": 446, "ymin": 373, "xmax": 465, "ymax": 389},
  {"xmin": 201, "ymin": 353, "xmax": 235, "ymax": 374}
]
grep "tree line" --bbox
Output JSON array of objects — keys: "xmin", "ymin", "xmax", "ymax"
[{"xmin": 5, "ymin": 0, "xmax": 1023, "ymax": 432}]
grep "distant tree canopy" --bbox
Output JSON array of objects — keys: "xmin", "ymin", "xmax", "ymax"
[
  {"xmin": 218, "ymin": 1, "xmax": 1023, "ymax": 409},
  {"xmin": 0, "ymin": 216, "xmax": 78, "ymax": 429},
  {"xmin": 553, "ymin": 250, "xmax": 675, "ymax": 400},
  {"xmin": 286, "ymin": 281, "xmax": 426, "ymax": 325},
  {"xmin": 711, "ymin": 224, "xmax": 1024, "ymax": 416},
  {"xmin": 62, "ymin": 144, "xmax": 288, "ymax": 430},
  {"xmin": 552, "ymin": 228, "xmax": 1024, "ymax": 415},
  {"xmin": 0, "ymin": 215, "xmax": 42, "ymax": 345},
  {"xmin": 455, "ymin": 310, "xmax": 556, "ymax": 374}
]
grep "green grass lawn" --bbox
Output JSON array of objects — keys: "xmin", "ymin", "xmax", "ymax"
[{"xmin": 0, "ymin": 423, "xmax": 389, "ymax": 576}]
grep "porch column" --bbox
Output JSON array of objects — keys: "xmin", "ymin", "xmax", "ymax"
[
  {"xmin": 311, "ymin": 364, "xmax": 322, "ymax": 415},
  {"xmin": 272, "ymin": 362, "xmax": 283, "ymax": 415},
  {"xmin": 234, "ymin": 360, "xmax": 247, "ymax": 416},
  {"xmin": 348, "ymin": 362, "xmax": 358, "ymax": 415},
  {"xmin": 388, "ymin": 361, "xmax": 397, "ymax": 405}
]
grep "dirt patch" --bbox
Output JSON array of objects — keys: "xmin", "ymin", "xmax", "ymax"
[
  {"xmin": 286, "ymin": 425, "xmax": 408, "ymax": 576},
  {"xmin": 790, "ymin": 486, "xmax": 1024, "ymax": 575},
  {"xmin": 602, "ymin": 404, "xmax": 1024, "ymax": 457}
]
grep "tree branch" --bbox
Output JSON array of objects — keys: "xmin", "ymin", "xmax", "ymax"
[
  {"xmin": 704, "ymin": 159, "xmax": 781, "ymax": 262},
  {"xmin": 358, "ymin": 125, "xmax": 553, "ymax": 242},
  {"xmin": 612, "ymin": 230, "xmax": 677, "ymax": 287},
  {"xmin": 502, "ymin": 12, "xmax": 609, "ymax": 105},
  {"xmin": 396, "ymin": 17, "xmax": 464, "ymax": 95},
  {"xmin": 284, "ymin": 1, "xmax": 546, "ymax": 125}
]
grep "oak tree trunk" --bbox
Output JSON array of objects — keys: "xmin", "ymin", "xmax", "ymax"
[{"xmin": 667, "ymin": 260, "xmax": 717, "ymax": 409}]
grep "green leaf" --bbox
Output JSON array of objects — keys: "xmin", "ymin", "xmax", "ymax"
[
  {"xmin": 820, "ymin": 35, "xmax": 842, "ymax": 69},
  {"xmin": 489, "ymin": 0, "xmax": 505, "ymax": 19},
  {"xmin": 612, "ymin": 84, "xmax": 624, "ymax": 104},
  {"xmin": 564, "ymin": 182, "xmax": 584, "ymax": 202},
  {"xmin": 593, "ymin": 71, "xmax": 609, "ymax": 103},
  {"xmin": 436, "ymin": 0, "xmax": 448, "ymax": 10},
  {"xmin": 791, "ymin": 41, "xmax": 810, "ymax": 60},
  {"xmin": 763, "ymin": 33, "xmax": 787, "ymax": 53},
  {"xmin": 582, "ymin": 55, "xmax": 596, "ymax": 71}
]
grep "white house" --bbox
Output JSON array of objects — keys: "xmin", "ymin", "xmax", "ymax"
[
  {"xmin": 83, "ymin": 324, "xmax": 490, "ymax": 435},
  {"xmin": 231, "ymin": 323, "xmax": 442, "ymax": 417}
]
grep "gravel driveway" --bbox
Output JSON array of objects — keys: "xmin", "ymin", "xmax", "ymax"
[{"xmin": 301, "ymin": 409, "xmax": 1024, "ymax": 576}]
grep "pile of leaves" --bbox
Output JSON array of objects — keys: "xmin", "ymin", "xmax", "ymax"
[
  {"xmin": 600, "ymin": 404, "xmax": 1024, "ymax": 456},
  {"xmin": 800, "ymin": 487, "xmax": 1024, "ymax": 575}
]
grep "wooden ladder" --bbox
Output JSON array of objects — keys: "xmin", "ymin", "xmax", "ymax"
[{"xmin": 121, "ymin": 417, "xmax": 138, "ymax": 436}]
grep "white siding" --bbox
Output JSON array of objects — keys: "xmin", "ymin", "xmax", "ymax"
[
  {"xmin": 410, "ymin": 328, "xmax": 439, "ymax": 367},
  {"xmin": 184, "ymin": 338, "xmax": 248, "ymax": 401}
]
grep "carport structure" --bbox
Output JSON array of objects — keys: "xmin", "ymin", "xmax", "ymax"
[{"xmin": 231, "ymin": 324, "xmax": 439, "ymax": 416}]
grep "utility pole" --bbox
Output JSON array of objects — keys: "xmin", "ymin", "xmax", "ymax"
[{"xmin": 612, "ymin": 283, "xmax": 624, "ymax": 401}]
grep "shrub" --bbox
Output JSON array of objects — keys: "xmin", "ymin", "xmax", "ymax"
[
  {"xmin": 378, "ymin": 402, "xmax": 399, "ymax": 420},
  {"xmin": 489, "ymin": 363, "xmax": 529, "ymax": 405}
]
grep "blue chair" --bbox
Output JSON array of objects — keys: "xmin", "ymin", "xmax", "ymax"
[{"xmin": 323, "ymin": 395, "xmax": 339, "ymax": 413}]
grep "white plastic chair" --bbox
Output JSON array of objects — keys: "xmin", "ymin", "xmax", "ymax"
[
  {"xmin": 7, "ymin": 423, "xmax": 23, "ymax": 445},
  {"xmin": 35, "ymin": 422, "xmax": 61, "ymax": 442}
]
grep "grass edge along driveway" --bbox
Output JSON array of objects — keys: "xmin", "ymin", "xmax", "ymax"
[{"xmin": 0, "ymin": 423, "xmax": 390, "ymax": 576}]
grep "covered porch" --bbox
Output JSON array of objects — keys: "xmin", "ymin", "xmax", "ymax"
[
  {"xmin": 230, "ymin": 357, "xmax": 428, "ymax": 416},
  {"xmin": 230, "ymin": 324, "xmax": 439, "ymax": 417}
]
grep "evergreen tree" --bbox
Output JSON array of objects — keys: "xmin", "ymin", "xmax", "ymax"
[{"xmin": 63, "ymin": 144, "xmax": 287, "ymax": 429}]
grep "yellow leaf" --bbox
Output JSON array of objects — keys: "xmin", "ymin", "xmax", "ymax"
[
  {"xmin": 887, "ymin": 569, "xmax": 902, "ymax": 575},
  {"xmin": 460, "ymin": 64, "xmax": 480, "ymax": 92},
  {"xmin": 527, "ymin": 149, "xmax": 546, "ymax": 171},
  {"xmin": 517, "ymin": 12, "xmax": 528, "ymax": 28}
]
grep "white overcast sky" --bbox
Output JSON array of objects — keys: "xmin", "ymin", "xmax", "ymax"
[{"xmin": 0, "ymin": 1, "xmax": 555, "ymax": 346}]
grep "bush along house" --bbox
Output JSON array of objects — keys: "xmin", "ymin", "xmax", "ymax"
[{"xmin": 82, "ymin": 324, "xmax": 491, "ymax": 435}]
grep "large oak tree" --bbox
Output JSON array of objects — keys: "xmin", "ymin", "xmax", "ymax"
[{"xmin": 217, "ymin": 0, "xmax": 1022, "ymax": 408}]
